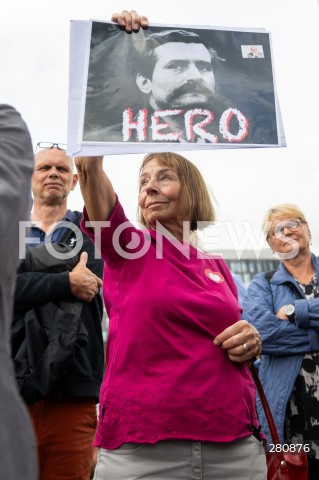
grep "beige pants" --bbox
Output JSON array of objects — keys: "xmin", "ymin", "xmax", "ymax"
[{"xmin": 94, "ymin": 436, "xmax": 267, "ymax": 480}]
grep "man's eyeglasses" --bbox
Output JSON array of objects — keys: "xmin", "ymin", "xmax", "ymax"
[
  {"xmin": 35, "ymin": 142, "xmax": 67, "ymax": 153},
  {"xmin": 267, "ymin": 218, "xmax": 305, "ymax": 240}
]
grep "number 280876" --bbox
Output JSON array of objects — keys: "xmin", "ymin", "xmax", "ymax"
[{"xmin": 268, "ymin": 444, "xmax": 310, "ymax": 453}]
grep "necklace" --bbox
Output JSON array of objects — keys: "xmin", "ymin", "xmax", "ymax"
[{"xmin": 297, "ymin": 275, "xmax": 319, "ymax": 298}]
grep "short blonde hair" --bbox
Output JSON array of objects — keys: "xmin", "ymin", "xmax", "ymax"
[
  {"xmin": 138, "ymin": 152, "xmax": 215, "ymax": 230},
  {"xmin": 262, "ymin": 203, "xmax": 308, "ymax": 237}
]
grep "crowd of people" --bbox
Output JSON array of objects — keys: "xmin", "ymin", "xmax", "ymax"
[{"xmin": 1, "ymin": 8, "xmax": 318, "ymax": 480}]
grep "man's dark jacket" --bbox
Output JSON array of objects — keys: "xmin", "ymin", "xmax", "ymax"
[{"xmin": 11, "ymin": 211, "xmax": 104, "ymax": 404}]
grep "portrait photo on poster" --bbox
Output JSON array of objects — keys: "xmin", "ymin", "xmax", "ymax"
[{"xmin": 67, "ymin": 20, "xmax": 286, "ymax": 156}]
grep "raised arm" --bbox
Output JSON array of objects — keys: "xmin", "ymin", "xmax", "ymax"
[
  {"xmin": 74, "ymin": 10, "xmax": 149, "ymax": 221},
  {"xmin": 74, "ymin": 156, "xmax": 116, "ymax": 221}
]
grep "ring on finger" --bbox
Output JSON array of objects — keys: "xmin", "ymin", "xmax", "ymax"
[{"xmin": 242, "ymin": 342, "xmax": 249, "ymax": 353}]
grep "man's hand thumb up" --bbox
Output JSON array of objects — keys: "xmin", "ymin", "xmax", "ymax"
[
  {"xmin": 78, "ymin": 251, "xmax": 88, "ymax": 267},
  {"xmin": 69, "ymin": 251, "xmax": 102, "ymax": 301}
]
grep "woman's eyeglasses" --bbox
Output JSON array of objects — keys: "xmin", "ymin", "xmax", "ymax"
[
  {"xmin": 267, "ymin": 218, "xmax": 305, "ymax": 240},
  {"xmin": 35, "ymin": 142, "xmax": 67, "ymax": 153}
]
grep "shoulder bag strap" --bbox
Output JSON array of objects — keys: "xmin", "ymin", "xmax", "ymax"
[{"xmin": 250, "ymin": 363, "xmax": 281, "ymax": 445}]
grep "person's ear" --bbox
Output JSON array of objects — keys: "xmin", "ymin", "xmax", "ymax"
[
  {"xmin": 136, "ymin": 73, "xmax": 152, "ymax": 94},
  {"xmin": 71, "ymin": 173, "xmax": 78, "ymax": 191}
]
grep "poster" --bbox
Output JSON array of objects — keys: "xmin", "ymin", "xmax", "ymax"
[{"xmin": 67, "ymin": 20, "xmax": 286, "ymax": 156}]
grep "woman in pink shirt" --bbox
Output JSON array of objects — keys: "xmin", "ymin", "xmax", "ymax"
[
  {"xmin": 76, "ymin": 149, "xmax": 266, "ymax": 479},
  {"xmin": 76, "ymin": 12, "xmax": 266, "ymax": 480}
]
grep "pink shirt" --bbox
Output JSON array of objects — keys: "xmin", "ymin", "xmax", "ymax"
[{"xmin": 82, "ymin": 200, "xmax": 258, "ymax": 449}]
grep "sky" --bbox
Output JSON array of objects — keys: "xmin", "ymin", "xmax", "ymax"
[{"xmin": 1, "ymin": 0, "xmax": 319, "ymax": 258}]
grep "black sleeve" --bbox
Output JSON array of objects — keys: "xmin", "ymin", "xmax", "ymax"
[
  {"xmin": 14, "ymin": 220, "xmax": 103, "ymax": 315},
  {"xmin": 14, "ymin": 271, "xmax": 72, "ymax": 315}
]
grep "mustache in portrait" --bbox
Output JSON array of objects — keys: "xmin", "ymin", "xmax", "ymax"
[{"xmin": 165, "ymin": 80, "xmax": 216, "ymax": 106}]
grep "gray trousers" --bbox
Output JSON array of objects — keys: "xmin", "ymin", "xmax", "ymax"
[{"xmin": 93, "ymin": 436, "xmax": 267, "ymax": 480}]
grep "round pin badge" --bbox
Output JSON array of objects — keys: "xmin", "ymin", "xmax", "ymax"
[{"xmin": 205, "ymin": 269, "xmax": 225, "ymax": 283}]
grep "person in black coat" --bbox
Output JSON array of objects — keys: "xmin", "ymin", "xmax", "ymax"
[{"xmin": 12, "ymin": 142, "xmax": 104, "ymax": 480}]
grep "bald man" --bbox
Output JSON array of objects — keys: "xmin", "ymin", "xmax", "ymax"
[{"xmin": 12, "ymin": 143, "xmax": 104, "ymax": 480}]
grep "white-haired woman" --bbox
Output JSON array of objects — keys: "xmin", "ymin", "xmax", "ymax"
[{"xmin": 243, "ymin": 203, "xmax": 319, "ymax": 479}]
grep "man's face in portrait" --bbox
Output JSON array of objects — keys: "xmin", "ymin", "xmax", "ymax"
[
  {"xmin": 250, "ymin": 46, "xmax": 259, "ymax": 57},
  {"xmin": 140, "ymin": 42, "xmax": 216, "ymax": 110}
]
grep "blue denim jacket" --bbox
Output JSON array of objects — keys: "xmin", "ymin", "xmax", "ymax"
[{"xmin": 242, "ymin": 254, "xmax": 319, "ymax": 443}]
